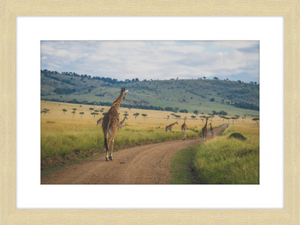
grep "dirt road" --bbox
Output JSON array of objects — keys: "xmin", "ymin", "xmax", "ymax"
[{"xmin": 41, "ymin": 124, "xmax": 228, "ymax": 184}]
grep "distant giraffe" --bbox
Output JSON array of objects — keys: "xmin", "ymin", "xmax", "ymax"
[
  {"xmin": 181, "ymin": 117, "xmax": 187, "ymax": 140},
  {"xmin": 209, "ymin": 123, "xmax": 213, "ymax": 137},
  {"xmin": 165, "ymin": 121, "xmax": 178, "ymax": 132},
  {"xmin": 96, "ymin": 117, "xmax": 103, "ymax": 126},
  {"xmin": 201, "ymin": 117, "xmax": 209, "ymax": 141},
  {"xmin": 118, "ymin": 116, "xmax": 128, "ymax": 130},
  {"xmin": 101, "ymin": 88, "xmax": 128, "ymax": 161}
]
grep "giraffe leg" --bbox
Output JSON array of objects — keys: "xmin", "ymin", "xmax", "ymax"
[
  {"xmin": 105, "ymin": 136, "xmax": 110, "ymax": 161},
  {"xmin": 109, "ymin": 137, "xmax": 115, "ymax": 161},
  {"xmin": 103, "ymin": 132, "xmax": 110, "ymax": 161},
  {"xmin": 108, "ymin": 127, "xmax": 118, "ymax": 161}
]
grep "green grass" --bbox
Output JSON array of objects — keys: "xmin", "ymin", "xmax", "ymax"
[
  {"xmin": 41, "ymin": 126, "xmax": 199, "ymax": 159},
  {"xmin": 169, "ymin": 147, "xmax": 197, "ymax": 184},
  {"xmin": 170, "ymin": 123, "xmax": 259, "ymax": 184},
  {"xmin": 193, "ymin": 136, "xmax": 259, "ymax": 184}
]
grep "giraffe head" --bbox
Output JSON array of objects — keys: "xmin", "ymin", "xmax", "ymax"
[{"xmin": 120, "ymin": 88, "xmax": 129, "ymax": 99}]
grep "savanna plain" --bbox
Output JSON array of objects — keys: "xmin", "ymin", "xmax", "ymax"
[{"xmin": 41, "ymin": 101, "xmax": 259, "ymax": 184}]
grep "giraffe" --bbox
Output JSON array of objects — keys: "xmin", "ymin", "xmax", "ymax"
[
  {"xmin": 165, "ymin": 121, "xmax": 178, "ymax": 132},
  {"xmin": 181, "ymin": 117, "xmax": 188, "ymax": 140},
  {"xmin": 118, "ymin": 116, "xmax": 128, "ymax": 130},
  {"xmin": 101, "ymin": 88, "xmax": 128, "ymax": 161},
  {"xmin": 96, "ymin": 117, "xmax": 103, "ymax": 126},
  {"xmin": 201, "ymin": 117, "xmax": 209, "ymax": 141},
  {"xmin": 209, "ymin": 122, "xmax": 213, "ymax": 137}
]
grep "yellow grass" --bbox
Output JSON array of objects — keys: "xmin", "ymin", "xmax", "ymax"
[{"xmin": 41, "ymin": 101, "xmax": 258, "ymax": 159}]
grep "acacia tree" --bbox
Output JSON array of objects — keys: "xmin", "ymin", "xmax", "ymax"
[
  {"xmin": 167, "ymin": 115, "xmax": 170, "ymax": 120},
  {"xmin": 252, "ymin": 117, "xmax": 259, "ymax": 126},
  {"xmin": 133, "ymin": 113, "xmax": 139, "ymax": 119},
  {"xmin": 79, "ymin": 112, "xmax": 84, "ymax": 118},
  {"xmin": 123, "ymin": 113, "xmax": 129, "ymax": 117},
  {"xmin": 62, "ymin": 109, "xmax": 67, "ymax": 114},
  {"xmin": 175, "ymin": 115, "xmax": 181, "ymax": 120},
  {"xmin": 91, "ymin": 112, "xmax": 99, "ymax": 118},
  {"xmin": 41, "ymin": 110, "xmax": 47, "ymax": 116},
  {"xmin": 191, "ymin": 115, "xmax": 196, "ymax": 120},
  {"xmin": 44, "ymin": 108, "xmax": 50, "ymax": 114},
  {"xmin": 142, "ymin": 114, "xmax": 147, "ymax": 120},
  {"xmin": 72, "ymin": 111, "xmax": 76, "ymax": 118},
  {"xmin": 199, "ymin": 115, "xmax": 206, "ymax": 122}
]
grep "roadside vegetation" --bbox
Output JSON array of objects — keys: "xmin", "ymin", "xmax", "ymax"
[{"xmin": 170, "ymin": 122, "xmax": 259, "ymax": 184}]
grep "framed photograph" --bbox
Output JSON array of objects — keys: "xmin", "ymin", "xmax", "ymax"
[{"xmin": 1, "ymin": 1, "xmax": 299, "ymax": 224}]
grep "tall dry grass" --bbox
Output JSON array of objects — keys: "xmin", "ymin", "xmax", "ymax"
[{"xmin": 41, "ymin": 101, "xmax": 229, "ymax": 159}]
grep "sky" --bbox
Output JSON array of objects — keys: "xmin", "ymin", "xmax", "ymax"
[{"xmin": 41, "ymin": 41, "xmax": 259, "ymax": 83}]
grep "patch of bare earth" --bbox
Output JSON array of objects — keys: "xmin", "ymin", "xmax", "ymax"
[{"xmin": 41, "ymin": 125, "xmax": 228, "ymax": 184}]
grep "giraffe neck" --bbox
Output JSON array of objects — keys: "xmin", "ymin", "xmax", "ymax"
[
  {"xmin": 121, "ymin": 117, "xmax": 126, "ymax": 123},
  {"xmin": 111, "ymin": 93, "xmax": 124, "ymax": 109},
  {"xmin": 204, "ymin": 119, "xmax": 208, "ymax": 128},
  {"xmin": 171, "ymin": 122, "xmax": 177, "ymax": 126}
]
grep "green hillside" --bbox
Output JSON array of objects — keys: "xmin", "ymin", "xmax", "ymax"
[{"xmin": 41, "ymin": 70, "xmax": 259, "ymax": 116}]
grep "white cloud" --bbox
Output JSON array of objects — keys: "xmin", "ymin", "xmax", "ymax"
[{"xmin": 41, "ymin": 41, "xmax": 259, "ymax": 82}]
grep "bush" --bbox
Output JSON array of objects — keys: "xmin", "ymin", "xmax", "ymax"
[{"xmin": 228, "ymin": 132, "xmax": 247, "ymax": 141}]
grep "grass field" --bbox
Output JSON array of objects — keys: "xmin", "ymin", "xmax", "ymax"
[
  {"xmin": 42, "ymin": 101, "xmax": 259, "ymax": 184},
  {"xmin": 41, "ymin": 101, "xmax": 230, "ymax": 160},
  {"xmin": 170, "ymin": 121, "xmax": 259, "ymax": 184}
]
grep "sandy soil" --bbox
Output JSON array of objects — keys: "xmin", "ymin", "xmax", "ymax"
[{"xmin": 41, "ymin": 124, "xmax": 228, "ymax": 184}]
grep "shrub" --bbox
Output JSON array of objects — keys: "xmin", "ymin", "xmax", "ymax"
[{"xmin": 228, "ymin": 132, "xmax": 247, "ymax": 141}]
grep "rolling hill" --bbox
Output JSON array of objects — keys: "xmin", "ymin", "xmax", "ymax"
[{"xmin": 41, "ymin": 70, "xmax": 259, "ymax": 116}]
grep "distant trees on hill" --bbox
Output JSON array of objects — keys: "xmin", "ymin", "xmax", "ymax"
[
  {"xmin": 41, "ymin": 69, "xmax": 141, "ymax": 84},
  {"xmin": 41, "ymin": 69, "xmax": 259, "ymax": 112},
  {"xmin": 212, "ymin": 110, "xmax": 228, "ymax": 115},
  {"xmin": 54, "ymin": 88, "xmax": 77, "ymax": 95},
  {"xmin": 233, "ymin": 101, "xmax": 259, "ymax": 111}
]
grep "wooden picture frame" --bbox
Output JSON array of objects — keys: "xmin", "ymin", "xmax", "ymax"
[{"xmin": 1, "ymin": 0, "xmax": 298, "ymax": 224}]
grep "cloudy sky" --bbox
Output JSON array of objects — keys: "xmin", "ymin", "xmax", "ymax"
[{"xmin": 41, "ymin": 41, "xmax": 259, "ymax": 83}]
